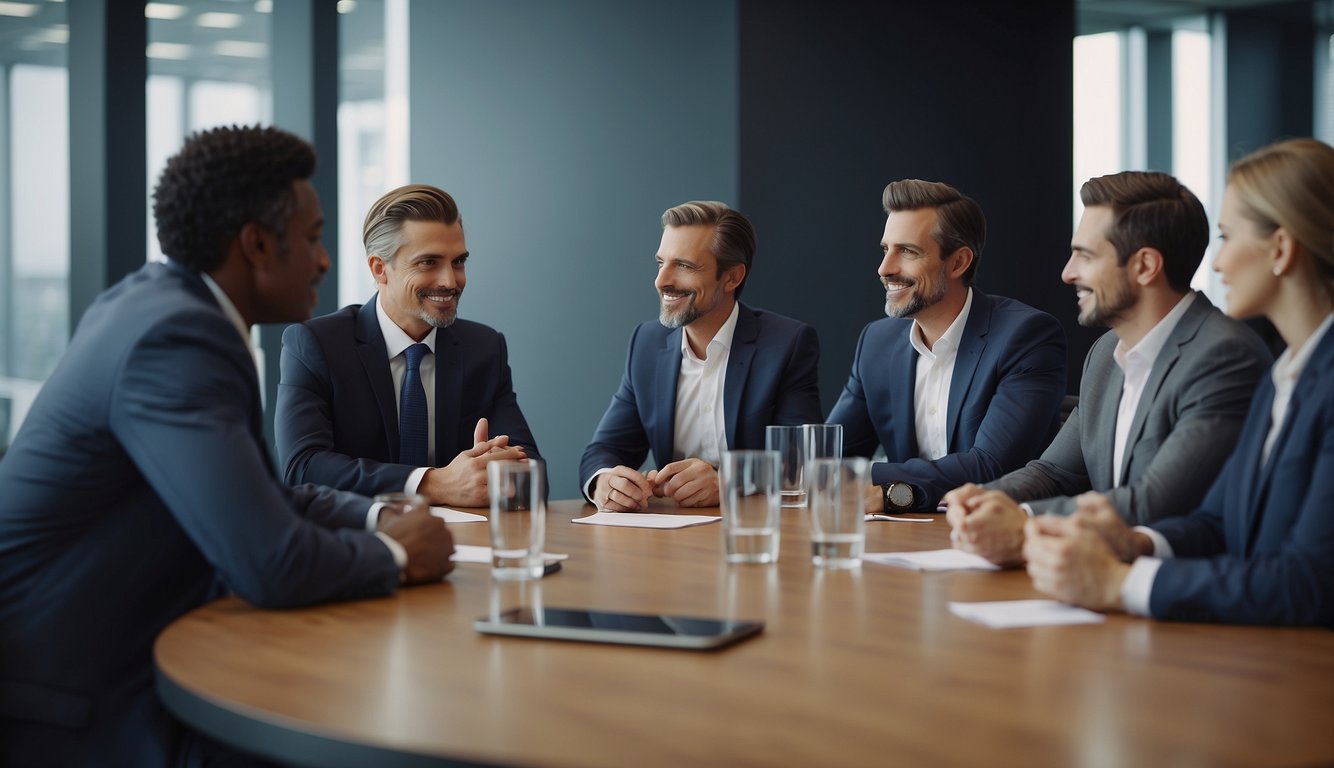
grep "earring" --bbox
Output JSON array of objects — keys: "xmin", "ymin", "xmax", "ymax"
[{"xmin": 1273, "ymin": 266, "xmax": 1282, "ymax": 276}]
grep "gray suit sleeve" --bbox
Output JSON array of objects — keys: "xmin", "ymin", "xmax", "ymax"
[{"xmin": 985, "ymin": 409, "xmax": 1089, "ymax": 515}]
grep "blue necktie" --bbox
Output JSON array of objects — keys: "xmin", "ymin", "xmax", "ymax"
[{"xmin": 399, "ymin": 343, "xmax": 430, "ymax": 466}]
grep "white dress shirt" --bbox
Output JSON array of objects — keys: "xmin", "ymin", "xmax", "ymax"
[
  {"xmin": 375, "ymin": 295, "xmax": 440, "ymax": 495},
  {"xmin": 1120, "ymin": 311, "xmax": 1334, "ymax": 616},
  {"xmin": 1110, "ymin": 292, "xmax": 1195, "ymax": 485},
  {"xmin": 910, "ymin": 288, "xmax": 973, "ymax": 461},
  {"xmin": 584, "ymin": 302, "xmax": 739, "ymax": 502},
  {"xmin": 201, "ymin": 274, "xmax": 405, "ymax": 570},
  {"xmin": 671, "ymin": 301, "xmax": 738, "ymax": 466}
]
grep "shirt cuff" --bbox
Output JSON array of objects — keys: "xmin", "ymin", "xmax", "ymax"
[
  {"xmin": 365, "ymin": 502, "xmax": 385, "ymax": 531},
  {"xmin": 1133, "ymin": 525, "xmax": 1174, "ymax": 558},
  {"xmin": 1120, "ymin": 556, "xmax": 1163, "ymax": 617},
  {"xmin": 584, "ymin": 468, "xmax": 612, "ymax": 504},
  {"xmin": 374, "ymin": 531, "xmax": 409, "ymax": 572},
  {"xmin": 405, "ymin": 466, "xmax": 429, "ymax": 496},
  {"xmin": 1020, "ymin": 503, "xmax": 1036, "ymax": 517}
]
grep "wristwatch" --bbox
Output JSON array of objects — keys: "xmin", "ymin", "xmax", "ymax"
[{"xmin": 881, "ymin": 481, "xmax": 915, "ymax": 513}]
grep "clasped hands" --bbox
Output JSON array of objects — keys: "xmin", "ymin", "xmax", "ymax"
[
  {"xmin": 945, "ymin": 485, "xmax": 1150, "ymax": 611},
  {"xmin": 420, "ymin": 418, "xmax": 527, "ymax": 507},
  {"xmin": 593, "ymin": 459, "xmax": 719, "ymax": 511}
]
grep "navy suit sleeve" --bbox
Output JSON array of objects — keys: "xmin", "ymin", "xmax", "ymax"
[
  {"xmin": 276, "ymin": 321, "xmax": 416, "ymax": 495},
  {"xmin": 1147, "ymin": 384, "xmax": 1334, "ymax": 627},
  {"xmin": 875, "ymin": 310, "xmax": 1067, "ymax": 511},
  {"xmin": 113, "ymin": 317, "xmax": 399, "ymax": 609},
  {"xmin": 579, "ymin": 325, "xmax": 653, "ymax": 496},
  {"xmin": 826, "ymin": 324, "xmax": 884, "ymax": 459},
  {"xmin": 477, "ymin": 332, "xmax": 541, "ymax": 459},
  {"xmin": 770, "ymin": 323, "xmax": 825, "ymax": 427}
]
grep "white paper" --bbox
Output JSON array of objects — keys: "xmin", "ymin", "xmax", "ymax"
[
  {"xmin": 861, "ymin": 548, "xmax": 1001, "ymax": 571},
  {"xmin": 948, "ymin": 600, "xmax": 1106, "ymax": 628},
  {"xmin": 572, "ymin": 512, "xmax": 721, "ymax": 529},
  {"xmin": 450, "ymin": 544, "xmax": 568, "ymax": 564},
  {"xmin": 865, "ymin": 514, "xmax": 933, "ymax": 523},
  {"xmin": 431, "ymin": 506, "xmax": 487, "ymax": 523}
]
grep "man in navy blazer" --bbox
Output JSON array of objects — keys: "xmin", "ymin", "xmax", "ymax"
[
  {"xmin": 277, "ymin": 184, "xmax": 539, "ymax": 507},
  {"xmin": 0, "ymin": 127, "xmax": 453, "ymax": 766},
  {"xmin": 828, "ymin": 179, "xmax": 1067, "ymax": 514},
  {"xmin": 579, "ymin": 201, "xmax": 822, "ymax": 510}
]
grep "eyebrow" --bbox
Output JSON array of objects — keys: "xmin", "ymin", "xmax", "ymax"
[
  {"xmin": 1070, "ymin": 244, "xmax": 1097, "ymax": 255},
  {"xmin": 657, "ymin": 255, "xmax": 701, "ymax": 268},
  {"xmin": 882, "ymin": 240, "xmax": 924, "ymax": 251}
]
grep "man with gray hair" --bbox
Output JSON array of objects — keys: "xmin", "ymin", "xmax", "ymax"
[
  {"xmin": 828, "ymin": 179, "xmax": 1068, "ymax": 514},
  {"xmin": 277, "ymin": 183, "xmax": 539, "ymax": 507},
  {"xmin": 579, "ymin": 201, "xmax": 823, "ymax": 509}
]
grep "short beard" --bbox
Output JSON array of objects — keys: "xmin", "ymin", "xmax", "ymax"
[
  {"xmin": 884, "ymin": 273, "xmax": 948, "ymax": 319},
  {"xmin": 1077, "ymin": 276, "xmax": 1134, "ymax": 328},
  {"xmin": 659, "ymin": 299, "xmax": 699, "ymax": 329},
  {"xmin": 415, "ymin": 292, "xmax": 459, "ymax": 330}
]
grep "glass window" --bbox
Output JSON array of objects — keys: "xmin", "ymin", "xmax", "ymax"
[
  {"xmin": 1, "ymin": 2, "xmax": 69, "ymax": 451},
  {"xmin": 338, "ymin": 0, "xmax": 409, "ymax": 309},
  {"xmin": 1073, "ymin": 32, "xmax": 1124, "ymax": 225}
]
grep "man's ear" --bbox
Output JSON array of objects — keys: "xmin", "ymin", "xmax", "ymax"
[
  {"xmin": 238, "ymin": 222, "xmax": 273, "ymax": 269},
  {"xmin": 368, "ymin": 254, "xmax": 390, "ymax": 286},
  {"xmin": 722, "ymin": 263, "xmax": 746, "ymax": 294},
  {"xmin": 1129, "ymin": 247, "xmax": 1165, "ymax": 287},
  {"xmin": 947, "ymin": 247, "xmax": 974, "ymax": 280}
]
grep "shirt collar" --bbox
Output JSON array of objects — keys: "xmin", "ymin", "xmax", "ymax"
[
  {"xmin": 1272, "ymin": 311, "xmax": 1334, "ymax": 387},
  {"xmin": 376, "ymin": 293, "xmax": 437, "ymax": 359},
  {"xmin": 199, "ymin": 273, "xmax": 251, "ymax": 348},
  {"xmin": 910, "ymin": 287, "xmax": 973, "ymax": 359},
  {"xmin": 680, "ymin": 300, "xmax": 741, "ymax": 363},
  {"xmin": 1113, "ymin": 292, "xmax": 1195, "ymax": 374}
]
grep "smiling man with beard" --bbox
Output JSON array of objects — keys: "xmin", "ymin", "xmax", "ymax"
[
  {"xmin": 945, "ymin": 171, "xmax": 1271, "ymax": 566},
  {"xmin": 579, "ymin": 201, "xmax": 823, "ymax": 510},
  {"xmin": 277, "ymin": 184, "xmax": 540, "ymax": 507},
  {"xmin": 828, "ymin": 179, "xmax": 1068, "ymax": 515}
]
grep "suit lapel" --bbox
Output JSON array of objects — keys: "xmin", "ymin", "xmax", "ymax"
[
  {"xmin": 1236, "ymin": 380, "xmax": 1276, "ymax": 554},
  {"xmin": 435, "ymin": 325, "xmax": 462, "ymax": 462},
  {"xmin": 355, "ymin": 298, "xmax": 402, "ymax": 458},
  {"xmin": 723, "ymin": 305, "xmax": 759, "ymax": 449},
  {"xmin": 946, "ymin": 291, "xmax": 990, "ymax": 448},
  {"xmin": 890, "ymin": 325, "xmax": 920, "ymax": 460},
  {"xmin": 1090, "ymin": 362, "xmax": 1124, "ymax": 488},
  {"xmin": 654, "ymin": 328, "xmax": 684, "ymax": 465}
]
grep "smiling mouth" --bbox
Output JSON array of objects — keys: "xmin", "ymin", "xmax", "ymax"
[
  {"xmin": 660, "ymin": 291, "xmax": 693, "ymax": 304},
  {"xmin": 882, "ymin": 279, "xmax": 914, "ymax": 297},
  {"xmin": 1074, "ymin": 287, "xmax": 1092, "ymax": 303},
  {"xmin": 419, "ymin": 291, "xmax": 458, "ymax": 305}
]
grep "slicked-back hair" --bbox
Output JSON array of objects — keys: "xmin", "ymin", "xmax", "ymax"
[
  {"xmin": 1079, "ymin": 171, "xmax": 1208, "ymax": 292},
  {"xmin": 661, "ymin": 201, "xmax": 756, "ymax": 299},
  {"xmin": 153, "ymin": 124, "xmax": 316, "ymax": 273},
  {"xmin": 363, "ymin": 184, "xmax": 462, "ymax": 265},
  {"xmin": 1228, "ymin": 138, "xmax": 1334, "ymax": 297},
  {"xmin": 882, "ymin": 179, "xmax": 986, "ymax": 284}
]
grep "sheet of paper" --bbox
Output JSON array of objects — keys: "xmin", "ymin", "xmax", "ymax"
[
  {"xmin": 861, "ymin": 548, "xmax": 1001, "ymax": 571},
  {"xmin": 572, "ymin": 512, "xmax": 721, "ymax": 529},
  {"xmin": 431, "ymin": 506, "xmax": 487, "ymax": 523},
  {"xmin": 450, "ymin": 544, "xmax": 568, "ymax": 564},
  {"xmin": 949, "ymin": 600, "xmax": 1106, "ymax": 629},
  {"xmin": 865, "ymin": 514, "xmax": 933, "ymax": 523}
]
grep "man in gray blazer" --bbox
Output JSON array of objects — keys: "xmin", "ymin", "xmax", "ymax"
[{"xmin": 945, "ymin": 171, "xmax": 1271, "ymax": 565}]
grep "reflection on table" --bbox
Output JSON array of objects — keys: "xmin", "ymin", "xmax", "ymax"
[{"xmin": 155, "ymin": 499, "xmax": 1334, "ymax": 767}]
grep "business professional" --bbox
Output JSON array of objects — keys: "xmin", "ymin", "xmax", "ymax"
[
  {"xmin": 0, "ymin": 127, "xmax": 453, "ymax": 766},
  {"xmin": 945, "ymin": 172, "xmax": 1271, "ymax": 565},
  {"xmin": 1024, "ymin": 138, "xmax": 1334, "ymax": 626},
  {"xmin": 827, "ymin": 180, "xmax": 1067, "ymax": 514},
  {"xmin": 277, "ymin": 184, "xmax": 539, "ymax": 507},
  {"xmin": 580, "ymin": 201, "xmax": 823, "ymax": 510}
]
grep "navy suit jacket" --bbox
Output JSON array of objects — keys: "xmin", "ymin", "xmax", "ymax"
[
  {"xmin": 1148, "ymin": 322, "xmax": 1334, "ymax": 626},
  {"xmin": 578, "ymin": 302, "xmax": 822, "ymax": 495},
  {"xmin": 276, "ymin": 298, "xmax": 540, "ymax": 496},
  {"xmin": 0, "ymin": 262, "xmax": 399, "ymax": 767},
  {"xmin": 827, "ymin": 290, "xmax": 1067, "ymax": 511}
]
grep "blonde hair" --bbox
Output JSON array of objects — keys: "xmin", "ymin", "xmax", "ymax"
[{"xmin": 1228, "ymin": 138, "xmax": 1334, "ymax": 294}]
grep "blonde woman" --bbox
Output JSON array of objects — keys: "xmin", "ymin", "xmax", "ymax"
[{"xmin": 1023, "ymin": 138, "xmax": 1334, "ymax": 626}]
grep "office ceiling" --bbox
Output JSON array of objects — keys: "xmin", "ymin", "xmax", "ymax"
[{"xmin": 1078, "ymin": 0, "xmax": 1322, "ymax": 34}]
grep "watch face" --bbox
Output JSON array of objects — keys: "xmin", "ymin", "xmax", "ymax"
[{"xmin": 888, "ymin": 483, "xmax": 913, "ymax": 508}]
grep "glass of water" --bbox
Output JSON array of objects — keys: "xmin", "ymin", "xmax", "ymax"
[
  {"xmin": 765, "ymin": 425, "xmax": 807, "ymax": 508},
  {"xmin": 719, "ymin": 450, "xmax": 781, "ymax": 564},
  {"xmin": 806, "ymin": 456, "xmax": 869, "ymax": 569},
  {"xmin": 488, "ymin": 459, "xmax": 546, "ymax": 580}
]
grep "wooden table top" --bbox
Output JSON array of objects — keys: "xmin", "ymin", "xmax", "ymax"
[{"xmin": 155, "ymin": 499, "xmax": 1334, "ymax": 767}]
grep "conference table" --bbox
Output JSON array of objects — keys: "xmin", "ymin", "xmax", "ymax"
[{"xmin": 155, "ymin": 499, "xmax": 1334, "ymax": 767}]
